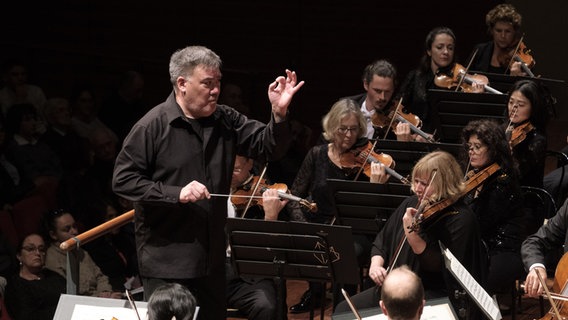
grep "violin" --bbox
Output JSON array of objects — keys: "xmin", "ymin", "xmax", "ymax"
[
  {"xmin": 371, "ymin": 99, "xmax": 436, "ymax": 143},
  {"xmin": 340, "ymin": 141, "xmax": 410, "ymax": 185},
  {"xmin": 507, "ymin": 121, "xmax": 535, "ymax": 148},
  {"xmin": 408, "ymin": 163, "xmax": 500, "ymax": 231},
  {"xmin": 231, "ymin": 175, "xmax": 317, "ymax": 213},
  {"xmin": 497, "ymin": 40, "xmax": 536, "ymax": 77},
  {"xmin": 435, "ymin": 63, "xmax": 503, "ymax": 94}
]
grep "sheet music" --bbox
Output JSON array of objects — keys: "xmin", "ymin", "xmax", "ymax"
[
  {"xmin": 440, "ymin": 243, "xmax": 502, "ymax": 320},
  {"xmin": 70, "ymin": 304, "xmax": 147, "ymax": 320},
  {"xmin": 342, "ymin": 304, "xmax": 456, "ymax": 319}
]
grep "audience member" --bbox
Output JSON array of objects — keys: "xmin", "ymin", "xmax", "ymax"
[
  {"xmin": 42, "ymin": 209, "xmax": 122, "ymax": 298},
  {"xmin": 4, "ymin": 233, "xmax": 66, "ymax": 320},
  {"xmin": 147, "ymin": 283, "xmax": 197, "ymax": 320},
  {"xmin": 379, "ymin": 266, "xmax": 425, "ymax": 320},
  {"xmin": 4, "ymin": 103, "xmax": 61, "ymax": 209},
  {"xmin": 69, "ymin": 84, "xmax": 117, "ymax": 141},
  {"xmin": 40, "ymin": 97, "xmax": 91, "ymax": 177},
  {"xmin": 100, "ymin": 70, "xmax": 147, "ymax": 143},
  {"xmin": 0, "ymin": 60, "xmax": 46, "ymax": 118}
]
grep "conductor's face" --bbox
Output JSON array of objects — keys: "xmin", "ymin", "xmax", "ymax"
[{"xmin": 177, "ymin": 65, "xmax": 222, "ymax": 119}]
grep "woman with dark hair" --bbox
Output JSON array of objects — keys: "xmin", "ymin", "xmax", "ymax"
[
  {"xmin": 461, "ymin": 119, "xmax": 525, "ymax": 311},
  {"xmin": 4, "ymin": 233, "xmax": 66, "ymax": 320},
  {"xmin": 505, "ymin": 79, "xmax": 552, "ymax": 188}
]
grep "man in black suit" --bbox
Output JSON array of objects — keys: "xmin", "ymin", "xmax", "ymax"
[{"xmin": 521, "ymin": 198, "xmax": 568, "ymax": 297}]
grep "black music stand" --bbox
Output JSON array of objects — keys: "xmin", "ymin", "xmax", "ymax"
[
  {"xmin": 327, "ymin": 179, "xmax": 410, "ymax": 236},
  {"xmin": 428, "ymin": 89, "xmax": 508, "ymax": 143},
  {"xmin": 474, "ymin": 71, "xmax": 565, "ymax": 97},
  {"xmin": 226, "ymin": 218, "xmax": 359, "ymax": 320},
  {"xmin": 373, "ymin": 140, "xmax": 464, "ymax": 178}
]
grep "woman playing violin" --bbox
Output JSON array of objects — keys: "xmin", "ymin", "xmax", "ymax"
[
  {"xmin": 398, "ymin": 27, "xmax": 480, "ymax": 140},
  {"xmin": 286, "ymin": 98, "xmax": 388, "ymax": 313},
  {"xmin": 461, "ymin": 119, "xmax": 526, "ymax": 310},
  {"xmin": 333, "ymin": 151, "xmax": 486, "ymax": 319},
  {"xmin": 470, "ymin": 4, "xmax": 527, "ymax": 76},
  {"xmin": 506, "ymin": 80, "xmax": 552, "ymax": 188}
]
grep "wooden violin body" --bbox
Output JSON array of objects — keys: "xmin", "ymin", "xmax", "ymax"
[
  {"xmin": 340, "ymin": 141, "xmax": 410, "ymax": 185},
  {"xmin": 507, "ymin": 121, "xmax": 535, "ymax": 148},
  {"xmin": 435, "ymin": 63, "xmax": 502, "ymax": 94},
  {"xmin": 498, "ymin": 40, "xmax": 536, "ymax": 77},
  {"xmin": 371, "ymin": 100, "xmax": 436, "ymax": 143},
  {"xmin": 231, "ymin": 176, "xmax": 317, "ymax": 213}
]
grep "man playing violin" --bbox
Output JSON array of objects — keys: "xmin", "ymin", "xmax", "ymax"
[
  {"xmin": 333, "ymin": 151, "xmax": 486, "ymax": 319},
  {"xmin": 470, "ymin": 3, "xmax": 528, "ymax": 76},
  {"xmin": 225, "ymin": 155, "xmax": 288, "ymax": 319}
]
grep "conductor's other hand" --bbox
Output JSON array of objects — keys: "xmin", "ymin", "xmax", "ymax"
[
  {"xmin": 268, "ymin": 69, "xmax": 305, "ymax": 122},
  {"xmin": 180, "ymin": 180, "xmax": 211, "ymax": 203}
]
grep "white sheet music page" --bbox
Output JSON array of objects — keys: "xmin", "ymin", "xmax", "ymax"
[{"xmin": 440, "ymin": 242, "xmax": 502, "ymax": 320}]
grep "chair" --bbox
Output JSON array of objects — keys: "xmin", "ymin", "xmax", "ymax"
[
  {"xmin": 544, "ymin": 150, "xmax": 568, "ymax": 206},
  {"xmin": 511, "ymin": 186, "xmax": 558, "ymax": 319}
]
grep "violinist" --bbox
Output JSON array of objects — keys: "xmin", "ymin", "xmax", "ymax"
[
  {"xmin": 226, "ymin": 155, "xmax": 285, "ymax": 319},
  {"xmin": 342, "ymin": 59, "xmax": 399, "ymax": 140},
  {"xmin": 334, "ymin": 151, "xmax": 486, "ymax": 319},
  {"xmin": 521, "ymin": 198, "xmax": 568, "ymax": 298},
  {"xmin": 470, "ymin": 4, "xmax": 528, "ymax": 76},
  {"xmin": 398, "ymin": 27, "xmax": 469, "ymax": 140},
  {"xmin": 505, "ymin": 80, "xmax": 551, "ymax": 188},
  {"xmin": 461, "ymin": 119, "xmax": 526, "ymax": 311},
  {"xmin": 287, "ymin": 98, "xmax": 388, "ymax": 313}
]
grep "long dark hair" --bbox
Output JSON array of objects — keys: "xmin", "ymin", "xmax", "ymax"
[
  {"xmin": 418, "ymin": 27, "xmax": 456, "ymax": 74},
  {"xmin": 507, "ymin": 79, "xmax": 554, "ymax": 133}
]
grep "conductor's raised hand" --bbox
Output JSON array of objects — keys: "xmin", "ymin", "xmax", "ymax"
[
  {"xmin": 179, "ymin": 180, "xmax": 210, "ymax": 203},
  {"xmin": 268, "ymin": 69, "xmax": 305, "ymax": 122}
]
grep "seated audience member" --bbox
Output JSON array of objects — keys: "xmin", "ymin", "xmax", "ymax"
[
  {"xmin": 42, "ymin": 209, "xmax": 122, "ymax": 298},
  {"xmin": 69, "ymin": 84, "xmax": 117, "ymax": 141},
  {"xmin": 147, "ymin": 283, "xmax": 197, "ymax": 320},
  {"xmin": 5, "ymin": 233, "xmax": 66, "ymax": 320},
  {"xmin": 521, "ymin": 198, "xmax": 568, "ymax": 298},
  {"xmin": 0, "ymin": 60, "xmax": 47, "ymax": 118},
  {"xmin": 4, "ymin": 103, "xmax": 62, "ymax": 191},
  {"xmin": 380, "ymin": 266, "xmax": 425, "ymax": 320},
  {"xmin": 40, "ymin": 97, "xmax": 90, "ymax": 177}
]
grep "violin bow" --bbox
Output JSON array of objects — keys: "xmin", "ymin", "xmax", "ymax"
[
  {"xmin": 389, "ymin": 170, "xmax": 437, "ymax": 272},
  {"xmin": 353, "ymin": 139, "xmax": 379, "ymax": 181},
  {"xmin": 455, "ymin": 49, "xmax": 478, "ymax": 92},
  {"xmin": 504, "ymin": 35, "xmax": 524, "ymax": 75},
  {"xmin": 240, "ymin": 162, "xmax": 268, "ymax": 218},
  {"xmin": 383, "ymin": 98, "xmax": 403, "ymax": 140},
  {"xmin": 536, "ymin": 268, "xmax": 563, "ymax": 320}
]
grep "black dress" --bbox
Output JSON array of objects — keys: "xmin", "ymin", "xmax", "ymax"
[{"xmin": 5, "ymin": 269, "xmax": 66, "ymax": 320}]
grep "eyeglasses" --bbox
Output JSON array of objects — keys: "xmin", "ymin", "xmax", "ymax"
[
  {"xmin": 464, "ymin": 143, "xmax": 486, "ymax": 153},
  {"xmin": 22, "ymin": 246, "xmax": 47, "ymax": 254},
  {"xmin": 337, "ymin": 127, "xmax": 359, "ymax": 135}
]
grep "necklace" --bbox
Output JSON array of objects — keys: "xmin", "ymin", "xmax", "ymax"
[{"xmin": 20, "ymin": 270, "xmax": 41, "ymax": 281}]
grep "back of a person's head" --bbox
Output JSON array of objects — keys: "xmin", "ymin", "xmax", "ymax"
[
  {"xmin": 147, "ymin": 283, "xmax": 196, "ymax": 320},
  {"xmin": 380, "ymin": 266, "xmax": 424, "ymax": 320}
]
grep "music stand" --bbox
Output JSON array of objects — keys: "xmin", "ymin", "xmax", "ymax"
[
  {"xmin": 473, "ymin": 71, "xmax": 565, "ymax": 96},
  {"xmin": 428, "ymin": 89, "xmax": 508, "ymax": 144},
  {"xmin": 373, "ymin": 140, "xmax": 464, "ymax": 178},
  {"xmin": 327, "ymin": 179, "xmax": 410, "ymax": 236},
  {"xmin": 226, "ymin": 218, "xmax": 359, "ymax": 320}
]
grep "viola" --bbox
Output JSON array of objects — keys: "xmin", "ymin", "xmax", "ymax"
[
  {"xmin": 371, "ymin": 99, "xmax": 436, "ymax": 143},
  {"xmin": 539, "ymin": 252, "xmax": 568, "ymax": 319},
  {"xmin": 497, "ymin": 40, "xmax": 536, "ymax": 77},
  {"xmin": 435, "ymin": 63, "xmax": 503, "ymax": 94},
  {"xmin": 408, "ymin": 163, "xmax": 500, "ymax": 231},
  {"xmin": 340, "ymin": 141, "xmax": 410, "ymax": 185},
  {"xmin": 507, "ymin": 121, "xmax": 535, "ymax": 148},
  {"xmin": 231, "ymin": 175, "xmax": 317, "ymax": 213}
]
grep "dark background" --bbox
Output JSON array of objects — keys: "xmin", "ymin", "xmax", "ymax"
[{"xmin": 1, "ymin": 1, "xmax": 566, "ymax": 140}]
